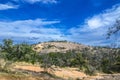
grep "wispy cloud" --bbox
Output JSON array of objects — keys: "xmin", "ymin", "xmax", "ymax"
[
  {"xmin": 0, "ymin": 2, "xmax": 120, "ymax": 46},
  {"xmin": 0, "ymin": 19, "xmax": 64, "ymax": 43},
  {"xmin": 86, "ymin": 4, "xmax": 120, "ymax": 29},
  {"xmin": 67, "ymin": 4, "xmax": 120, "ymax": 46},
  {"xmin": 13, "ymin": 0, "xmax": 58, "ymax": 4},
  {"xmin": 25, "ymin": 0, "xmax": 57, "ymax": 4},
  {"xmin": 0, "ymin": 0, "xmax": 58, "ymax": 10},
  {"xmin": 0, "ymin": 3, "xmax": 19, "ymax": 10}
]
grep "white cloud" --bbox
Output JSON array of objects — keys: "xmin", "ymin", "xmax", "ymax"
[
  {"xmin": 0, "ymin": 19, "xmax": 65, "ymax": 43},
  {"xmin": 0, "ymin": 3, "xmax": 120, "ymax": 46},
  {"xmin": 86, "ymin": 4, "xmax": 120, "ymax": 29},
  {"xmin": 87, "ymin": 16, "xmax": 104, "ymax": 29},
  {"xmin": 67, "ymin": 4, "xmax": 120, "ymax": 46},
  {"xmin": 0, "ymin": 3, "xmax": 19, "ymax": 10}
]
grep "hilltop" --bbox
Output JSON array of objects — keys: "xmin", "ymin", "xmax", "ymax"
[
  {"xmin": 33, "ymin": 41, "xmax": 91, "ymax": 54},
  {"xmin": 32, "ymin": 41, "xmax": 114, "ymax": 55}
]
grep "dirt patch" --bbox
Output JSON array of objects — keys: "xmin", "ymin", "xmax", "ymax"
[
  {"xmin": 15, "ymin": 65, "xmax": 43, "ymax": 72},
  {"xmin": 54, "ymin": 68, "xmax": 87, "ymax": 79},
  {"xmin": 13, "ymin": 64, "xmax": 120, "ymax": 80},
  {"xmin": 14, "ymin": 65, "xmax": 88, "ymax": 79},
  {"xmin": 0, "ymin": 73, "xmax": 43, "ymax": 80}
]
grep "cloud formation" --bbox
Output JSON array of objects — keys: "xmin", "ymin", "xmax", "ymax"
[
  {"xmin": 0, "ymin": 2, "xmax": 120, "ymax": 46},
  {"xmin": 86, "ymin": 4, "xmax": 120, "ymax": 29},
  {"xmin": 0, "ymin": 3, "xmax": 19, "ymax": 10},
  {"xmin": 67, "ymin": 4, "xmax": 120, "ymax": 46},
  {"xmin": 0, "ymin": 19, "xmax": 64, "ymax": 43}
]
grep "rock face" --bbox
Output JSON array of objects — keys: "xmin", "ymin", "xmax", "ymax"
[{"xmin": 33, "ymin": 41, "xmax": 89, "ymax": 54}]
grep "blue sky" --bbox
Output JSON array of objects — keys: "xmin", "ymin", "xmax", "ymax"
[{"xmin": 0, "ymin": 0, "xmax": 120, "ymax": 46}]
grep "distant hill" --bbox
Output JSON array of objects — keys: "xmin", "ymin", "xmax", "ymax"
[
  {"xmin": 32, "ymin": 41, "xmax": 119, "ymax": 56},
  {"xmin": 33, "ymin": 41, "xmax": 91, "ymax": 54}
]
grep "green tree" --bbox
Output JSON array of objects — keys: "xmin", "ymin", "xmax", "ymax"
[
  {"xmin": 2, "ymin": 39, "xmax": 13, "ymax": 53},
  {"xmin": 1, "ymin": 39, "xmax": 37, "ymax": 64}
]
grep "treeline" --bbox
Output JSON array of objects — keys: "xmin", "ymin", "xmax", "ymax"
[
  {"xmin": 0, "ymin": 39, "xmax": 37, "ymax": 64},
  {"xmin": 0, "ymin": 39, "xmax": 120, "ymax": 75},
  {"xmin": 38, "ymin": 49, "xmax": 120, "ymax": 75}
]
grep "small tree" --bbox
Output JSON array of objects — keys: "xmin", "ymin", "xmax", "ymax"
[
  {"xmin": 107, "ymin": 19, "xmax": 120, "ymax": 39},
  {"xmin": 2, "ymin": 39, "xmax": 13, "ymax": 53}
]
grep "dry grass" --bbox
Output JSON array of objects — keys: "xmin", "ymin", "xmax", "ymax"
[
  {"xmin": 0, "ymin": 62, "xmax": 120, "ymax": 80},
  {"xmin": 13, "ymin": 64, "xmax": 111, "ymax": 80},
  {"xmin": 0, "ymin": 62, "xmax": 62, "ymax": 80},
  {"xmin": 0, "ymin": 72, "xmax": 43, "ymax": 80},
  {"xmin": 13, "ymin": 63, "xmax": 87, "ymax": 80}
]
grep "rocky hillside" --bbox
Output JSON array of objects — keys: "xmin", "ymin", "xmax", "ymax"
[
  {"xmin": 33, "ymin": 41, "xmax": 90, "ymax": 54},
  {"xmin": 33, "ymin": 41, "xmax": 119, "ymax": 56}
]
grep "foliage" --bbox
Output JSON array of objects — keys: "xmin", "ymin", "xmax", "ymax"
[
  {"xmin": 38, "ymin": 52, "xmax": 89, "ymax": 73},
  {"xmin": 0, "ymin": 39, "xmax": 37, "ymax": 64},
  {"xmin": 38, "ymin": 47, "xmax": 120, "ymax": 74},
  {"xmin": 107, "ymin": 19, "xmax": 120, "ymax": 39},
  {"xmin": 0, "ymin": 39, "xmax": 120, "ymax": 75}
]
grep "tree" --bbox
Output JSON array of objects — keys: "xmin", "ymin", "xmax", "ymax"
[
  {"xmin": 107, "ymin": 19, "xmax": 120, "ymax": 39},
  {"xmin": 106, "ymin": 19, "xmax": 120, "ymax": 73},
  {"xmin": 2, "ymin": 39, "xmax": 13, "ymax": 53},
  {"xmin": 1, "ymin": 39, "xmax": 37, "ymax": 64}
]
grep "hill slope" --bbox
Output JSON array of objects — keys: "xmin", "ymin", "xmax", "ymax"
[{"xmin": 33, "ymin": 41, "xmax": 90, "ymax": 53}]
